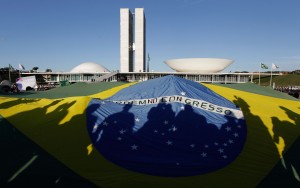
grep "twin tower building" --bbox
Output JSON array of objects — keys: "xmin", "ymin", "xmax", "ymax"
[{"xmin": 120, "ymin": 8, "xmax": 147, "ymax": 73}]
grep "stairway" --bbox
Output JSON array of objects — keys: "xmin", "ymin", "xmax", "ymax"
[{"xmin": 94, "ymin": 72, "xmax": 118, "ymax": 82}]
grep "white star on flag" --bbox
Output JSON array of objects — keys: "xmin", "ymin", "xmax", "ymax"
[
  {"xmin": 103, "ymin": 121, "xmax": 108, "ymax": 126},
  {"xmin": 164, "ymin": 120, "xmax": 169, "ymax": 125},
  {"xmin": 169, "ymin": 126, "xmax": 177, "ymax": 132},
  {"xmin": 166, "ymin": 140, "xmax": 173, "ymax": 145},
  {"xmin": 135, "ymin": 118, "xmax": 140, "ymax": 122},
  {"xmin": 201, "ymin": 152, "xmax": 207, "ymax": 157},
  {"xmin": 131, "ymin": 144, "xmax": 138, "ymax": 150},
  {"xmin": 92, "ymin": 124, "xmax": 98, "ymax": 133},
  {"xmin": 225, "ymin": 126, "xmax": 231, "ymax": 132},
  {"xmin": 119, "ymin": 129, "xmax": 126, "ymax": 134},
  {"xmin": 218, "ymin": 148, "xmax": 224, "ymax": 153},
  {"xmin": 180, "ymin": 91, "xmax": 186, "ymax": 96},
  {"xmin": 180, "ymin": 106, "xmax": 185, "ymax": 110}
]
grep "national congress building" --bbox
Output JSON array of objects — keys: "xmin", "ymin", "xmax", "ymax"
[{"xmin": 22, "ymin": 8, "xmax": 258, "ymax": 84}]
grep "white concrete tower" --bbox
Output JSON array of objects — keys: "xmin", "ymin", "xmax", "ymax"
[
  {"xmin": 120, "ymin": 8, "xmax": 146, "ymax": 73},
  {"xmin": 120, "ymin": 8, "xmax": 134, "ymax": 72},
  {"xmin": 134, "ymin": 8, "xmax": 146, "ymax": 72}
]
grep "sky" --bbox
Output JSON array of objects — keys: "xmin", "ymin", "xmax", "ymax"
[{"xmin": 0, "ymin": 0, "xmax": 299, "ymax": 72}]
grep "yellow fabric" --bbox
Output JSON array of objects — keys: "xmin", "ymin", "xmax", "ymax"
[
  {"xmin": 89, "ymin": 82, "xmax": 136, "ymax": 99},
  {"xmin": 204, "ymin": 84, "xmax": 300, "ymax": 157},
  {"xmin": 0, "ymin": 83, "xmax": 299, "ymax": 188}
]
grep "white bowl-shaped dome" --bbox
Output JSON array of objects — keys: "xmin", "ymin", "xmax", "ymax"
[
  {"xmin": 164, "ymin": 58, "xmax": 233, "ymax": 73},
  {"xmin": 70, "ymin": 62, "xmax": 110, "ymax": 73}
]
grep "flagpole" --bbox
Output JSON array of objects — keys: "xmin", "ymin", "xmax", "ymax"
[
  {"xmin": 258, "ymin": 64, "xmax": 261, "ymax": 86},
  {"xmin": 269, "ymin": 66, "xmax": 273, "ymax": 87},
  {"xmin": 9, "ymin": 68, "xmax": 11, "ymax": 82}
]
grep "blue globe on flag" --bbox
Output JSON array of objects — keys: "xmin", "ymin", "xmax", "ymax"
[{"xmin": 87, "ymin": 76, "xmax": 247, "ymax": 177}]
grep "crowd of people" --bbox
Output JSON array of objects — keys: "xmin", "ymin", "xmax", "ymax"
[
  {"xmin": 275, "ymin": 86, "xmax": 300, "ymax": 99},
  {"xmin": 0, "ymin": 81, "xmax": 19, "ymax": 93}
]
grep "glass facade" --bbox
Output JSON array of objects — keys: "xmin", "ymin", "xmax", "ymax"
[
  {"xmin": 23, "ymin": 72, "xmax": 252, "ymax": 85},
  {"xmin": 114, "ymin": 73, "xmax": 250, "ymax": 83}
]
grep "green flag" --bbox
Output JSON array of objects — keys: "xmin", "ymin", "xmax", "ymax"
[
  {"xmin": 261, "ymin": 63, "xmax": 268, "ymax": 69},
  {"xmin": 9, "ymin": 64, "xmax": 15, "ymax": 71}
]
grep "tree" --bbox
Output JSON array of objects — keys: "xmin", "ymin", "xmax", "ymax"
[
  {"xmin": 31, "ymin": 67, "xmax": 39, "ymax": 73},
  {"xmin": 45, "ymin": 68, "xmax": 52, "ymax": 72}
]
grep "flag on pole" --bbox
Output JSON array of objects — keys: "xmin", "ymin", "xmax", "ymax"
[
  {"xmin": 271, "ymin": 63, "xmax": 279, "ymax": 69},
  {"xmin": 8, "ymin": 64, "xmax": 14, "ymax": 82},
  {"xmin": 9, "ymin": 64, "xmax": 15, "ymax": 71},
  {"xmin": 260, "ymin": 63, "xmax": 268, "ymax": 69},
  {"xmin": 147, "ymin": 53, "xmax": 150, "ymax": 72},
  {"xmin": 19, "ymin": 64, "xmax": 25, "ymax": 70}
]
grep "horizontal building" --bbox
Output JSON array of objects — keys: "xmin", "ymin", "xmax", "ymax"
[{"xmin": 21, "ymin": 71, "xmax": 279, "ymax": 85}]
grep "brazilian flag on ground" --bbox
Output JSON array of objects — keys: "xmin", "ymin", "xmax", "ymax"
[{"xmin": 0, "ymin": 75, "xmax": 299, "ymax": 187}]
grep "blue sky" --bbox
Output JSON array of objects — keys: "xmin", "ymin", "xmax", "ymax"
[{"xmin": 1, "ymin": 0, "xmax": 299, "ymax": 72}]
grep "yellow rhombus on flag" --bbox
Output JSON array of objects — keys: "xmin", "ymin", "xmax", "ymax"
[{"xmin": 0, "ymin": 82, "xmax": 299, "ymax": 187}]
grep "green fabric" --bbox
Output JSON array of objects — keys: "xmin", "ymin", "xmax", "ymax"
[
  {"xmin": 210, "ymin": 82, "xmax": 298, "ymax": 101},
  {"xmin": 0, "ymin": 82, "xmax": 300, "ymax": 188},
  {"xmin": 258, "ymin": 106, "xmax": 300, "ymax": 187},
  {"xmin": 258, "ymin": 136, "xmax": 300, "ymax": 187},
  {"xmin": 0, "ymin": 115, "xmax": 98, "ymax": 187},
  {"xmin": 0, "ymin": 82, "xmax": 128, "ymax": 99}
]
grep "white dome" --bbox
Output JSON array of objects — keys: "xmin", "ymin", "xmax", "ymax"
[
  {"xmin": 70, "ymin": 62, "xmax": 110, "ymax": 73},
  {"xmin": 164, "ymin": 58, "xmax": 233, "ymax": 73}
]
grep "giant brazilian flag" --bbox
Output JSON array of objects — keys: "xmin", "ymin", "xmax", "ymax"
[{"xmin": 0, "ymin": 75, "xmax": 299, "ymax": 187}]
